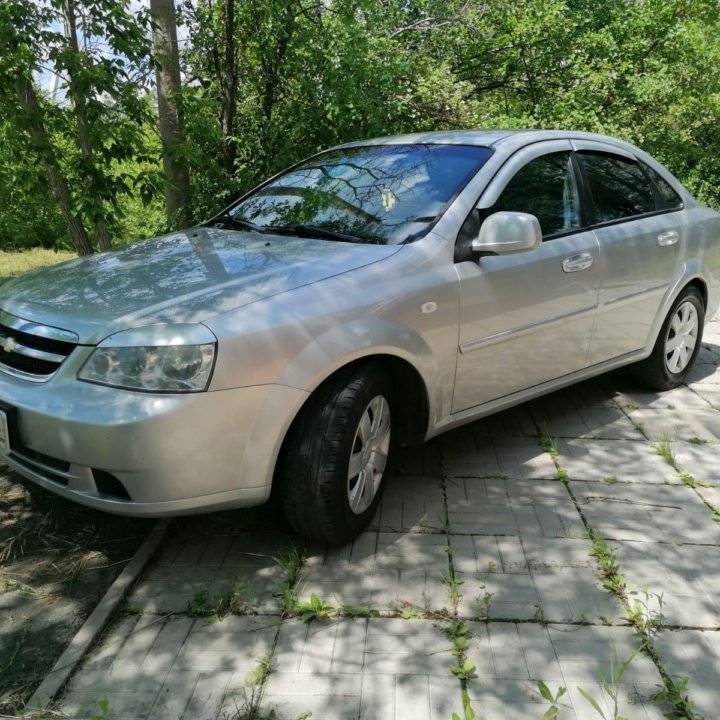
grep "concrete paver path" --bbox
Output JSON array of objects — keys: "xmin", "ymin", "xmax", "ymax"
[{"xmin": 56, "ymin": 318, "xmax": 720, "ymax": 719}]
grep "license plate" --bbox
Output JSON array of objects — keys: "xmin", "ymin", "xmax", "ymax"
[{"xmin": 0, "ymin": 410, "xmax": 8, "ymax": 454}]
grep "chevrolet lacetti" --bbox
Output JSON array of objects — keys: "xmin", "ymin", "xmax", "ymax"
[{"xmin": 0, "ymin": 130, "xmax": 719, "ymax": 544}]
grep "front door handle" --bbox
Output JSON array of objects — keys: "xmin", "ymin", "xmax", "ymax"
[
  {"xmin": 562, "ymin": 253, "xmax": 594, "ymax": 273},
  {"xmin": 658, "ymin": 231, "xmax": 679, "ymax": 247}
]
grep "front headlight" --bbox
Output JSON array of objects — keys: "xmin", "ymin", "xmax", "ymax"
[{"xmin": 78, "ymin": 325, "xmax": 217, "ymax": 392}]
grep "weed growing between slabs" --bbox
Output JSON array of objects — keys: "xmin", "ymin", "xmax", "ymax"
[{"xmin": 534, "ymin": 421, "xmax": 704, "ymax": 719}]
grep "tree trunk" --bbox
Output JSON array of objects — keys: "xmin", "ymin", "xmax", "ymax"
[
  {"xmin": 150, "ymin": 0, "xmax": 191, "ymax": 227},
  {"xmin": 220, "ymin": 0, "xmax": 237, "ymax": 178},
  {"xmin": 62, "ymin": 0, "xmax": 113, "ymax": 251},
  {"xmin": 14, "ymin": 77, "xmax": 93, "ymax": 256}
]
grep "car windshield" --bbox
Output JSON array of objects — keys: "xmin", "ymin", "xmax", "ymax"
[{"xmin": 224, "ymin": 144, "xmax": 493, "ymax": 245}]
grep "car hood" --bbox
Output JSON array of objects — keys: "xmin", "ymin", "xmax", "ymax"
[{"xmin": 0, "ymin": 227, "xmax": 402, "ymax": 344}]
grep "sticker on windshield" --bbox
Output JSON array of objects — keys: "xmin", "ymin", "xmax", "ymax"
[{"xmin": 380, "ymin": 189, "xmax": 397, "ymax": 211}]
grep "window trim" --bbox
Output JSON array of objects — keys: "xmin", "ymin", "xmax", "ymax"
[
  {"xmin": 453, "ymin": 143, "xmax": 687, "ymax": 258},
  {"xmin": 639, "ymin": 160, "xmax": 685, "ymax": 214},
  {"xmin": 214, "ymin": 143, "xmax": 495, "ymax": 246},
  {"xmin": 574, "ymin": 150, "xmax": 685, "ymax": 232},
  {"xmin": 487, "ymin": 149, "xmax": 584, "ymax": 241}
]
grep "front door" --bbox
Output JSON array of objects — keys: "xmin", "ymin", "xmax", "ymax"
[{"xmin": 453, "ymin": 145, "xmax": 600, "ymax": 413}]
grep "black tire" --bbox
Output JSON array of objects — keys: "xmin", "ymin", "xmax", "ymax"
[
  {"xmin": 632, "ymin": 286, "xmax": 704, "ymax": 391},
  {"xmin": 277, "ymin": 363, "xmax": 393, "ymax": 545}
]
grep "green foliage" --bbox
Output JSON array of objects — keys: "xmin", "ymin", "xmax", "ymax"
[
  {"xmin": 89, "ymin": 698, "xmax": 111, "ymax": 720},
  {"xmin": 627, "ymin": 589, "xmax": 665, "ymax": 635},
  {"xmin": 273, "ymin": 545, "xmax": 305, "ymax": 617},
  {"xmin": 577, "ymin": 652, "xmax": 639, "ymax": 720},
  {"xmin": 451, "ymin": 690, "xmax": 476, "ymax": 720},
  {"xmin": 186, "ymin": 578, "xmax": 247, "ymax": 623},
  {"xmin": 0, "ymin": 123, "xmax": 66, "ymax": 250},
  {"xmin": 442, "ymin": 572, "xmax": 464, "ymax": 613},
  {"xmin": 3, "ymin": 0, "xmax": 720, "ymax": 253},
  {"xmin": 589, "ymin": 530, "xmax": 626, "ymax": 594},
  {"xmin": 449, "ymin": 658, "xmax": 476, "ymax": 681},
  {"xmin": 537, "ymin": 681, "xmax": 567, "ymax": 720},
  {"xmin": 653, "ymin": 674, "xmax": 704, "ymax": 720},
  {"xmin": 342, "ymin": 605, "xmax": 380, "ymax": 618},
  {"xmin": 0, "ymin": 0, "xmax": 155, "ymax": 251},
  {"xmin": 296, "ymin": 593, "xmax": 335, "ymax": 623}
]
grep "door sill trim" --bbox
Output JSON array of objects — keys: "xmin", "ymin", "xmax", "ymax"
[{"xmin": 435, "ymin": 349, "xmax": 646, "ymax": 437}]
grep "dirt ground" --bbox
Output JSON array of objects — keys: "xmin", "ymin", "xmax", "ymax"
[{"xmin": 0, "ymin": 465, "xmax": 153, "ymax": 714}]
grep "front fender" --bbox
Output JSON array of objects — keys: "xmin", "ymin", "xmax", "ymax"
[{"xmin": 275, "ymin": 317, "xmax": 441, "ymax": 421}]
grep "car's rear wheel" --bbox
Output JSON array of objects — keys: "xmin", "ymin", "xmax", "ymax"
[
  {"xmin": 633, "ymin": 286, "xmax": 704, "ymax": 391},
  {"xmin": 278, "ymin": 363, "xmax": 392, "ymax": 544}
]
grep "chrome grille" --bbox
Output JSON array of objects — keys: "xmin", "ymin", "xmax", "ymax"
[{"xmin": 0, "ymin": 309, "xmax": 78, "ymax": 381}]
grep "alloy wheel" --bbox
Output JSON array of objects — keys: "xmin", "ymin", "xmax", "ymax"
[
  {"xmin": 347, "ymin": 395, "xmax": 391, "ymax": 514},
  {"xmin": 664, "ymin": 300, "xmax": 699, "ymax": 374}
]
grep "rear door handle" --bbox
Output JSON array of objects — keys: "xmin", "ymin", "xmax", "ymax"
[
  {"xmin": 658, "ymin": 231, "xmax": 679, "ymax": 246},
  {"xmin": 562, "ymin": 253, "xmax": 594, "ymax": 273}
]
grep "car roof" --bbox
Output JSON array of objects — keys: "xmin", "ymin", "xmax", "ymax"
[{"xmin": 335, "ymin": 129, "xmax": 639, "ymax": 154}]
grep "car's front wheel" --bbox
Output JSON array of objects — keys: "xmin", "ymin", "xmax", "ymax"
[
  {"xmin": 278, "ymin": 363, "xmax": 392, "ymax": 544},
  {"xmin": 633, "ymin": 285, "xmax": 704, "ymax": 391}
]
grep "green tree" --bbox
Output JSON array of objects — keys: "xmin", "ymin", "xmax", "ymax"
[{"xmin": 0, "ymin": 0, "xmax": 155, "ymax": 254}]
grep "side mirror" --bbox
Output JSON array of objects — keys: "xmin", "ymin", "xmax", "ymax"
[{"xmin": 471, "ymin": 211, "xmax": 542, "ymax": 255}]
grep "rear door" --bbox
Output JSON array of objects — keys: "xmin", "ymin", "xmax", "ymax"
[{"xmin": 572, "ymin": 141, "xmax": 685, "ymax": 363}]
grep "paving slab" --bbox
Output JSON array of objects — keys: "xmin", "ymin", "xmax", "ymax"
[
  {"xmin": 532, "ymin": 403, "xmax": 644, "ymax": 440},
  {"xmin": 654, "ymin": 629, "xmax": 720, "ymax": 720},
  {"xmin": 464, "ymin": 622, "xmax": 664, "ymax": 719},
  {"xmin": 128, "ymin": 533, "xmax": 318, "ymax": 614},
  {"xmin": 451, "ymin": 535, "xmax": 595, "ymax": 574},
  {"xmin": 468, "ymin": 405, "xmax": 538, "ymax": 438},
  {"xmin": 394, "ymin": 441, "xmax": 443, "ymax": 477},
  {"xmin": 450, "ymin": 533, "xmax": 622, "ymax": 622},
  {"xmin": 442, "ymin": 435, "xmax": 557, "ymax": 479},
  {"xmin": 611, "ymin": 384, "xmax": 712, "ymax": 411},
  {"xmin": 370, "ymin": 475, "xmax": 446, "ymax": 533},
  {"xmin": 555, "ymin": 438, "xmax": 677, "ymax": 483},
  {"xmin": 673, "ymin": 440, "xmax": 720, "ymax": 484},
  {"xmin": 445, "ymin": 477, "xmax": 585, "ymax": 537},
  {"xmin": 695, "ymin": 483, "xmax": 720, "ymax": 512},
  {"xmin": 533, "ymin": 379, "xmax": 621, "ymax": 409},
  {"xmin": 613, "ymin": 540, "xmax": 720, "ymax": 628},
  {"xmin": 628, "ymin": 408, "xmax": 720, "ymax": 442},
  {"xmin": 262, "ymin": 618, "xmax": 462, "ymax": 720},
  {"xmin": 571, "ymin": 481, "xmax": 720, "ymax": 544},
  {"xmin": 686, "ymin": 361, "xmax": 720, "ymax": 384},
  {"xmin": 300, "ymin": 532, "xmax": 450, "ymax": 612},
  {"xmin": 690, "ymin": 383, "xmax": 720, "ymax": 408},
  {"xmin": 60, "ymin": 615, "xmax": 277, "ymax": 719},
  {"xmin": 455, "ymin": 567, "xmax": 622, "ymax": 623}
]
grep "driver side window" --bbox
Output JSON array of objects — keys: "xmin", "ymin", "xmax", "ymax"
[{"xmin": 493, "ymin": 152, "xmax": 580, "ymax": 238}]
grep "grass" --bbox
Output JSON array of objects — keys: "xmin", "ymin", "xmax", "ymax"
[
  {"xmin": 588, "ymin": 530, "xmax": 626, "ymax": 595},
  {"xmin": 654, "ymin": 441, "xmax": 676, "ymax": 468},
  {"xmin": 186, "ymin": 578, "xmax": 248, "ymax": 623},
  {"xmin": 0, "ymin": 248, "xmax": 75, "ymax": 284}
]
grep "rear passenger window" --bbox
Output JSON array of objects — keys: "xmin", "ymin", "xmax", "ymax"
[
  {"xmin": 579, "ymin": 152, "xmax": 655, "ymax": 223},
  {"xmin": 642, "ymin": 163, "xmax": 684, "ymax": 211}
]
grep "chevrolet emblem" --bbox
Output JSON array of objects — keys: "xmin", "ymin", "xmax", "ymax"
[{"xmin": 0, "ymin": 335, "xmax": 17, "ymax": 354}]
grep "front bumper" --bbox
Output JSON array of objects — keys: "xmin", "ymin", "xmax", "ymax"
[{"xmin": 0, "ymin": 366, "xmax": 308, "ymax": 516}]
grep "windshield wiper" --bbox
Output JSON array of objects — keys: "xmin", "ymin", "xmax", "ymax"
[
  {"xmin": 206, "ymin": 214, "xmax": 268, "ymax": 233},
  {"xmin": 265, "ymin": 224, "xmax": 365, "ymax": 243}
]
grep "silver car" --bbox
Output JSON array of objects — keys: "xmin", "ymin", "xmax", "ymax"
[{"xmin": 0, "ymin": 130, "xmax": 718, "ymax": 543}]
